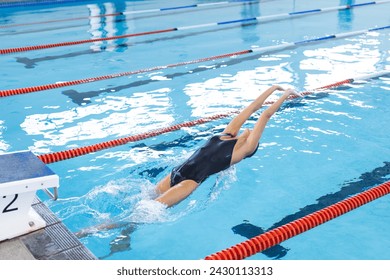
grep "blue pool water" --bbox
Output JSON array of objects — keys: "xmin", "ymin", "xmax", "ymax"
[{"xmin": 1, "ymin": 0, "xmax": 389, "ymax": 260}]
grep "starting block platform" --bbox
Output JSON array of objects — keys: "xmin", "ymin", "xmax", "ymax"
[{"xmin": 0, "ymin": 151, "xmax": 59, "ymax": 241}]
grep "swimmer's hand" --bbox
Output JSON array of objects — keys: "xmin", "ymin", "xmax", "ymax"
[{"xmin": 284, "ymin": 88, "xmax": 304, "ymax": 98}]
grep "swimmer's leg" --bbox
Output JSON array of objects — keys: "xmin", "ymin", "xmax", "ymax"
[
  {"xmin": 75, "ymin": 220, "xmax": 129, "ymax": 238},
  {"xmin": 155, "ymin": 173, "xmax": 171, "ymax": 195},
  {"xmin": 155, "ymin": 179, "xmax": 199, "ymax": 207}
]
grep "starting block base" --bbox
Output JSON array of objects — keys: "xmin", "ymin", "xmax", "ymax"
[{"xmin": 0, "ymin": 151, "xmax": 59, "ymax": 241}]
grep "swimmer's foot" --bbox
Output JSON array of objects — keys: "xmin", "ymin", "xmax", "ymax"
[{"xmin": 75, "ymin": 227, "xmax": 96, "ymax": 238}]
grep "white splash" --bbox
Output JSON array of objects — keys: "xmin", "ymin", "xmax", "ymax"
[{"xmin": 128, "ymin": 200, "xmax": 170, "ymax": 224}]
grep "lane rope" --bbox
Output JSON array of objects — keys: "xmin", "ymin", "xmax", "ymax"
[
  {"xmin": 1, "ymin": 25, "xmax": 389, "ymax": 98},
  {"xmin": 36, "ymin": 71, "xmax": 389, "ymax": 165},
  {"xmin": 0, "ymin": 0, "xmax": 257, "ymax": 28},
  {"xmin": 204, "ymin": 180, "xmax": 390, "ymax": 260},
  {"xmin": 1, "ymin": 1, "xmax": 389, "ymax": 53},
  {"xmin": 0, "ymin": 28, "xmax": 177, "ymax": 54}
]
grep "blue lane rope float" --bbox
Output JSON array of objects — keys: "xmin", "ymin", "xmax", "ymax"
[
  {"xmin": 111, "ymin": 0, "xmax": 256, "ymax": 13},
  {"xmin": 140, "ymin": 0, "xmax": 255, "ymax": 13},
  {"xmin": 3, "ymin": 0, "xmax": 389, "ymax": 29},
  {"xmin": 1, "ymin": 25, "xmax": 389, "ymax": 97},
  {"xmin": 0, "ymin": 0, "xmax": 258, "ymax": 27},
  {"xmin": 36, "ymin": 70, "xmax": 390, "ymax": 164},
  {"xmin": 1, "ymin": 0, "xmax": 389, "ymax": 52}
]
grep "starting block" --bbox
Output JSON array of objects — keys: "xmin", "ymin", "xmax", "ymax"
[{"xmin": 0, "ymin": 151, "xmax": 59, "ymax": 241}]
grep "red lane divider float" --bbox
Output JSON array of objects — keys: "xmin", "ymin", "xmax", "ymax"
[
  {"xmin": 204, "ymin": 180, "xmax": 390, "ymax": 260},
  {"xmin": 0, "ymin": 50, "xmax": 251, "ymax": 97},
  {"xmin": 0, "ymin": 28, "xmax": 177, "ymax": 54},
  {"xmin": 36, "ymin": 76, "xmax": 365, "ymax": 165}
]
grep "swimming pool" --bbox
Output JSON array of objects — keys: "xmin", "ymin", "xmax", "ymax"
[{"xmin": 1, "ymin": 0, "xmax": 389, "ymax": 260}]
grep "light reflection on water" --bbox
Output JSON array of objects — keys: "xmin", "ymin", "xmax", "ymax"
[
  {"xmin": 185, "ymin": 62, "xmax": 294, "ymax": 116},
  {"xmin": 301, "ymin": 34, "xmax": 383, "ymax": 88},
  {"xmin": 20, "ymin": 88, "xmax": 174, "ymax": 153}
]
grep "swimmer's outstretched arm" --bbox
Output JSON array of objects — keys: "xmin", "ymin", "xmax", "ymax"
[
  {"xmin": 223, "ymin": 85, "xmax": 285, "ymax": 136},
  {"xmin": 245, "ymin": 89, "xmax": 302, "ymax": 149},
  {"xmin": 230, "ymin": 88, "xmax": 302, "ymax": 163}
]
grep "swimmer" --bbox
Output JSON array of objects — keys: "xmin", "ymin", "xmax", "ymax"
[
  {"xmin": 75, "ymin": 85, "xmax": 302, "ymax": 238},
  {"xmin": 154, "ymin": 85, "xmax": 303, "ymax": 207}
]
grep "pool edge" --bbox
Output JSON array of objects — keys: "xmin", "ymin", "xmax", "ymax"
[{"xmin": 0, "ymin": 197, "xmax": 97, "ymax": 260}]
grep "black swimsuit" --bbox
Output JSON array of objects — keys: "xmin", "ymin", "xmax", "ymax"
[{"xmin": 170, "ymin": 134, "xmax": 259, "ymax": 187}]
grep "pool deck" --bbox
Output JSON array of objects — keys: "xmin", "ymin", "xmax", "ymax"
[{"xmin": 0, "ymin": 197, "xmax": 97, "ymax": 260}]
